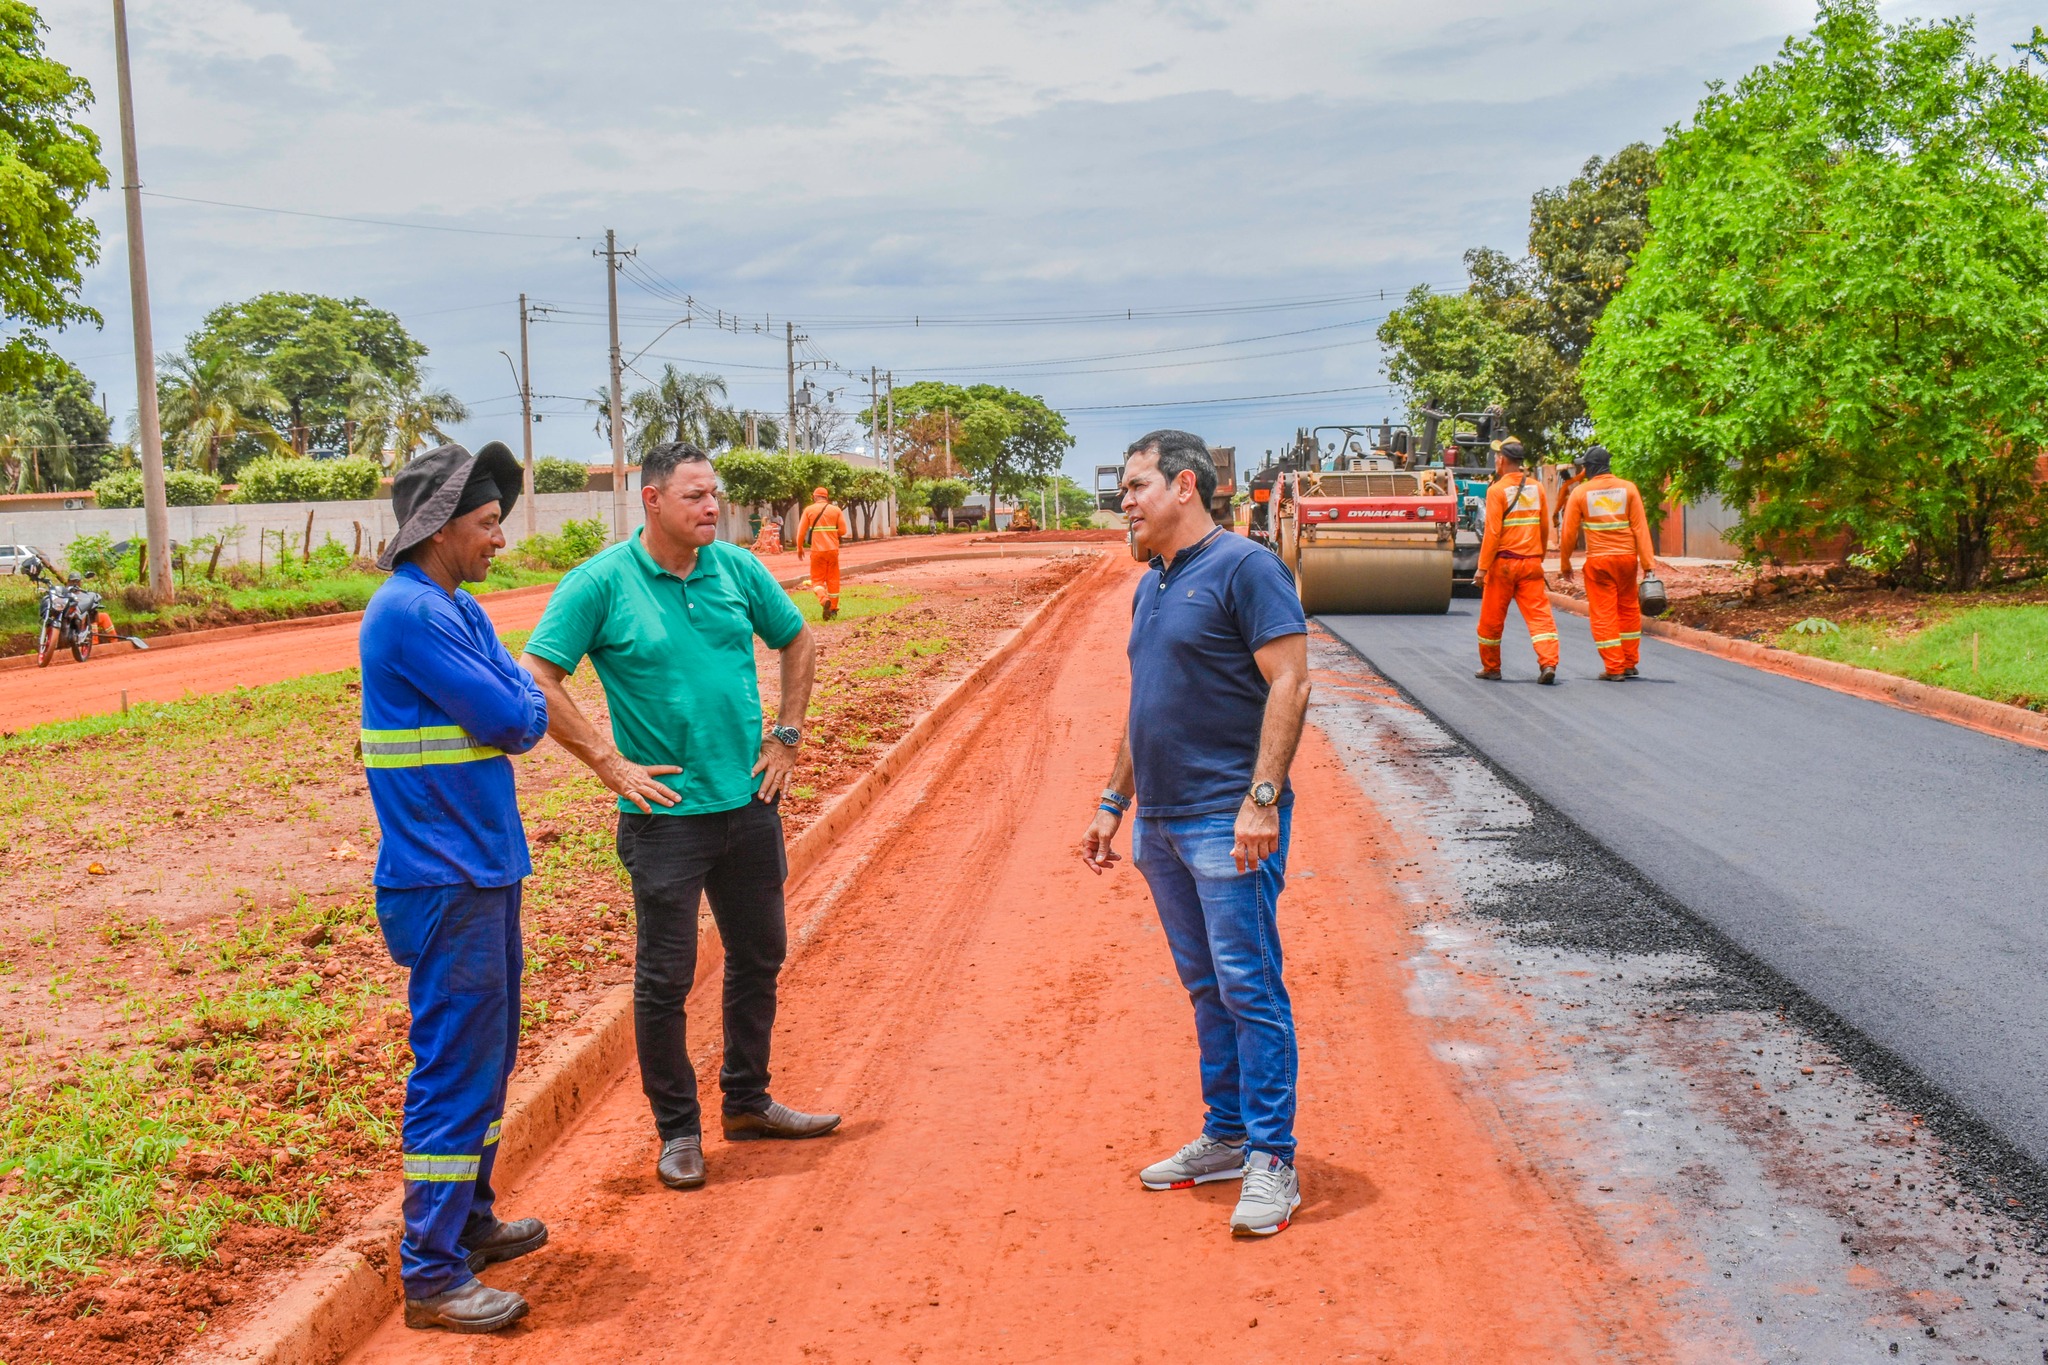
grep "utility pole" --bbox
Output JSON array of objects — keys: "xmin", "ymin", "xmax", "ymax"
[
  {"xmin": 943, "ymin": 406, "xmax": 953, "ymax": 478},
  {"xmin": 745, "ymin": 411, "xmax": 757, "ymax": 449},
  {"xmin": 885, "ymin": 370, "xmax": 895, "ymax": 473},
  {"xmin": 597, "ymin": 229, "xmax": 633, "ymax": 539},
  {"xmin": 785, "ymin": 322, "xmax": 798, "ymax": 455},
  {"xmin": 869, "ymin": 366, "xmax": 879, "ymax": 467},
  {"xmin": 516, "ymin": 293, "xmax": 536, "ymax": 540},
  {"xmin": 111, "ymin": 0, "xmax": 171, "ymax": 603}
]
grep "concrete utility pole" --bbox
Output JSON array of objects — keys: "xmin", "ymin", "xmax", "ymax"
[
  {"xmin": 111, "ymin": 0, "xmax": 171, "ymax": 603},
  {"xmin": 785, "ymin": 322, "xmax": 798, "ymax": 455},
  {"xmin": 598, "ymin": 230, "xmax": 633, "ymax": 539},
  {"xmin": 885, "ymin": 370, "xmax": 895, "ymax": 473},
  {"xmin": 516, "ymin": 293, "xmax": 537, "ymax": 540},
  {"xmin": 869, "ymin": 366, "xmax": 879, "ymax": 467}
]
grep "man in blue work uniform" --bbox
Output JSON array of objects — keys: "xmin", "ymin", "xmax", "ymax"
[
  {"xmin": 360, "ymin": 442, "xmax": 551, "ymax": 1333},
  {"xmin": 1080, "ymin": 430, "xmax": 1313, "ymax": 1238}
]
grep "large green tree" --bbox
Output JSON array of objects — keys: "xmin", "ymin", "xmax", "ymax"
[
  {"xmin": 32, "ymin": 354, "xmax": 111, "ymax": 485},
  {"xmin": 0, "ymin": 2, "xmax": 105, "ymax": 391},
  {"xmin": 190, "ymin": 293, "xmax": 425, "ymax": 452},
  {"xmin": 872, "ymin": 382, "xmax": 1071, "ymax": 524},
  {"xmin": 1379, "ymin": 144, "xmax": 1658, "ymax": 458},
  {"xmin": 627, "ymin": 365, "xmax": 726, "ymax": 458},
  {"xmin": 1583, "ymin": 3, "xmax": 2048, "ymax": 588},
  {"xmin": 156, "ymin": 348, "xmax": 287, "ymax": 475}
]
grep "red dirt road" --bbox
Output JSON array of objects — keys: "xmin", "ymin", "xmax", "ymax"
[
  {"xmin": 344, "ymin": 558, "xmax": 1667, "ymax": 1363},
  {"xmin": 0, "ymin": 538, "xmax": 1076, "ymax": 733}
]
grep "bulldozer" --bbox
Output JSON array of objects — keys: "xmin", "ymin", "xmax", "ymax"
[{"xmin": 1264, "ymin": 421, "xmax": 1458, "ymax": 614}]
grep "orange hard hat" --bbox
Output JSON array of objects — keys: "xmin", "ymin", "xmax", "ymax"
[{"xmin": 812, "ymin": 486, "xmax": 829, "ymax": 499}]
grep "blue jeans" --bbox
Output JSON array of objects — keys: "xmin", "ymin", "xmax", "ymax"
[{"xmin": 1132, "ymin": 807, "xmax": 1296, "ymax": 1164}]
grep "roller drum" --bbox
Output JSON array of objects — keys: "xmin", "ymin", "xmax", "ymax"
[{"xmin": 1295, "ymin": 542, "xmax": 1453, "ymax": 615}]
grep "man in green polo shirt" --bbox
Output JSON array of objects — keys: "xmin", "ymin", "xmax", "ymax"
[{"xmin": 521, "ymin": 441, "xmax": 841, "ymax": 1193}]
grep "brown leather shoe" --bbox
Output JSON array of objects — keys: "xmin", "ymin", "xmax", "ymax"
[
  {"xmin": 1474, "ymin": 667, "xmax": 1502, "ymax": 681},
  {"xmin": 461, "ymin": 1217, "xmax": 547, "ymax": 1274},
  {"xmin": 658, "ymin": 1136, "xmax": 705, "ymax": 1189},
  {"xmin": 404, "ymin": 1278, "xmax": 529, "ymax": 1334},
  {"xmin": 722, "ymin": 1101, "xmax": 841, "ymax": 1141}
]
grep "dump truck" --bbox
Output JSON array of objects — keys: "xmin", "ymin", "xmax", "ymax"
[{"xmin": 1268, "ymin": 423, "xmax": 1457, "ymax": 614}]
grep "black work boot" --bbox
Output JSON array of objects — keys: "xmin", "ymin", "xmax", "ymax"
[
  {"xmin": 1538, "ymin": 667, "xmax": 1557, "ymax": 685},
  {"xmin": 658, "ymin": 1135, "xmax": 706, "ymax": 1189},
  {"xmin": 722, "ymin": 1100, "xmax": 842, "ymax": 1141},
  {"xmin": 404, "ymin": 1278, "xmax": 529, "ymax": 1334},
  {"xmin": 461, "ymin": 1217, "xmax": 548, "ymax": 1273}
]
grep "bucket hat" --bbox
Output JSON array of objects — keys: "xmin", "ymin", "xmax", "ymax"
[{"xmin": 378, "ymin": 442, "xmax": 522, "ymax": 571}]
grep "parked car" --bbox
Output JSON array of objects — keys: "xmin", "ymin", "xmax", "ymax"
[{"xmin": 0, "ymin": 545, "xmax": 45, "ymax": 575}]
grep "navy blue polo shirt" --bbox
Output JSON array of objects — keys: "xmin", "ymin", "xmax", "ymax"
[{"xmin": 1126, "ymin": 531, "xmax": 1306, "ymax": 817}]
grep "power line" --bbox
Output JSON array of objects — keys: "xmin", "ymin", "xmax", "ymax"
[
  {"xmin": 1060, "ymin": 383, "xmax": 1398, "ymax": 412},
  {"xmin": 139, "ymin": 192, "xmax": 585, "ymax": 241}
]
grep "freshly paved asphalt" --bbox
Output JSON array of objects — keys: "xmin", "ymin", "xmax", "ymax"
[{"xmin": 1319, "ymin": 602, "xmax": 2048, "ymax": 1166}]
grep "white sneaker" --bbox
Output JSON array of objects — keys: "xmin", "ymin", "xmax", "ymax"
[
  {"xmin": 1139, "ymin": 1134, "xmax": 1246, "ymax": 1190},
  {"xmin": 1229, "ymin": 1152, "xmax": 1300, "ymax": 1236}
]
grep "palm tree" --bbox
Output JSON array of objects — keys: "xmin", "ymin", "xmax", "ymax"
[
  {"xmin": 352, "ymin": 374, "xmax": 469, "ymax": 469},
  {"xmin": 156, "ymin": 349, "xmax": 288, "ymax": 474},
  {"xmin": 625, "ymin": 366, "xmax": 727, "ymax": 460},
  {"xmin": 0, "ymin": 396, "xmax": 71, "ymax": 493}
]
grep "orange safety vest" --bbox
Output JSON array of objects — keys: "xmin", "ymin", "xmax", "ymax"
[
  {"xmin": 797, "ymin": 502, "xmax": 845, "ymax": 553},
  {"xmin": 1559, "ymin": 474, "xmax": 1655, "ymax": 568},
  {"xmin": 1478, "ymin": 472, "xmax": 1549, "ymax": 571}
]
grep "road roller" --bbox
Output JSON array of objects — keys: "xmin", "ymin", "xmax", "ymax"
[{"xmin": 1271, "ymin": 458, "xmax": 1456, "ymax": 614}]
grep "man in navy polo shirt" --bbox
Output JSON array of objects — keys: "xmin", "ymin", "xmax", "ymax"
[{"xmin": 1080, "ymin": 429, "xmax": 1312, "ymax": 1237}]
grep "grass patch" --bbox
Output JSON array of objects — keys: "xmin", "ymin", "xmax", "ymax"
[
  {"xmin": 1773, "ymin": 603, "xmax": 2048, "ymax": 710},
  {"xmin": 786, "ymin": 583, "xmax": 915, "ymax": 624}
]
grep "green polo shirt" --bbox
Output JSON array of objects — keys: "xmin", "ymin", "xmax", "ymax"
[{"xmin": 525, "ymin": 531, "xmax": 806, "ymax": 816}]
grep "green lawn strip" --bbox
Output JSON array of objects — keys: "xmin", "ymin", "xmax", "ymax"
[
  {"xmin": 785, "ymin": 581, "xmax": 914, "ymax": 624},
  {"xmin": 0, "ymin": 891, "xmax": 397, "ymax": 1290},
  {"xmin": 0, "ymin": 559, "xmax": 562, "ymax": 649},
  {"xmin": 1774, "ymin": 603, "xmax": 2048, "ymax": 710}
]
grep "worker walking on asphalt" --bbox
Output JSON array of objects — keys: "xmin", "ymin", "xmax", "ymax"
[
  {"xmin": 521, "ymin": 442, "xmax": 839, "ymax": 1197},
  {"xmin": 1474, "ymin": 438, "xmax": 1559, "ymax": 685},
  {"xmin": 1557, "ymin": 444, "xmax": 1659, "ymax": 680},
  {"xmin": 1081, "ymin": 429, "xmax": 1313, "ymax": 1238},
  {"xmin": 795, "ymin": 486, "xmax": 846, "ymax": 620},
  {"xmin": 359, "ymin": 442, "xmax": 551, "ymax": 1335}
]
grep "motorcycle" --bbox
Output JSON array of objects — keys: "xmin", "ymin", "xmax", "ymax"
[{"xmin": 20, "ymin": 557, "xmax": 149, "ymax": 667}]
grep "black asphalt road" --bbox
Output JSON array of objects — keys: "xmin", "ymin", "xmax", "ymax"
[{"xmin": 1319, "ymin": 602, "xmax": 2048, "ymax": 1165}]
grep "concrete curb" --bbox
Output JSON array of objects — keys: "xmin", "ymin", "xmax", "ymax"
[
  {"xmin": 0, "ymin": 582, "xmax": 558, "ymax": 675},
  {"xmin": 1547, "ymin": 589, "xmax": 2048, "ymax": 753},
  {"xmin": 189, "ymin": 547, "xmax": 1112, "ymax": 1365}
]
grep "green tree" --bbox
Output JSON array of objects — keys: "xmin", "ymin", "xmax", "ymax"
[
  {"xmin": 350, "ymin": 373, "xmax": 468, "ymax": 469},
  {"xmin": 626, "ymin": 366, "xmax": 727, "ymax": 458},
  {"xmin": 156, "ymin": 348, "xmax": 288, "ymax": 475},
  {"xmin": 705, "ymin": 407, "xmax": 778, "ymax": 452},
  {"xmin": 1583, "ymin": 2, "xmax": 2048, "ymax": 588},
  {"xmin": 31, "ymin": 354, "xmax": 111, "ymax": 484},
  {"xmin": 877, "ymin": 382, "xmax": 1072, "ymax": 524},
  {"xmin": 0, "ymin": 3, "xmax": 106, "ymax": 391},
  {"xmin": 533, "ymin": 456, "xmax": 588, "ymax": 493},
  {"xmin": 925, "ymin": 477, "xmax": 972, "ymax": 525},
  {"xmin": 1379, "ymin": 145, "xmax": 1658, "ymax": 458},
  {"xmin": 0, "ymin": 391, "xmax": 67, "ymax": 491},
  {"xmin": 190, "ymin": 293, "xmax": 425, "ymax": 451},
  {"xmin": 1015, "ymin": 472, "xmax": 1096, "ymax": 528},
  {"xmin": 838, "ymin": 465, "xmax": 897, "ymax": 539}
]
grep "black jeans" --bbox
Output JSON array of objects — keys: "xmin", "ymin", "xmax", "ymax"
[{"xmin": 616, "ymin": 800, "xmax": 789, "ymax": 1140}]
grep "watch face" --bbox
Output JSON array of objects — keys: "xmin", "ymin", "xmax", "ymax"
[{"xmin": 1254, "ymin": 782, "xmax": 1277, "ymax": 806}]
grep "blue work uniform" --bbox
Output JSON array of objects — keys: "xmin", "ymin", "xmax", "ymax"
[{"xmin": 359, "ymin": 561, "xmax": 548, "ymax": 1301}]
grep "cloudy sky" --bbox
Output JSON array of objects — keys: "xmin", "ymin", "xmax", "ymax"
[{"xmin": 27, "ymin": 0, "xmax": 2043, "ymax": 480}]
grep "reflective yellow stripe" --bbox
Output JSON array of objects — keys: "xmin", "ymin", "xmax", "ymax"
[
  {"xmin": 1620, "ymin": 631, "xmax": 1641, "ymax": 640},
  {"xmin": 1584, "ymin": 520, "xmax": 1628, "ymax": 531},
  {"xmin": 403, "ymin": 1153, "xmax": 480, "ymax": 1183},
  {"xmin": 1530, "ymin": 633, "xmax": 1559, "ymax": 643},
  {"xmin": 1593, "ymin": 637, "xmax": 1623, "ymax": 649},
  {"xmin": 1477, "ymin": 635, "xmax": 1503, "ymax": 646},
  {"xmin": 360, "ymin": 726, "xmax": 504, "ymax": 769},
  {"xmin": 1502, "ymin": 515, "xmax": 1542, "ymax": 526},
  {"xmin": 484, "ymin": 1120, "xmax": 502, "ymax": 1146}
]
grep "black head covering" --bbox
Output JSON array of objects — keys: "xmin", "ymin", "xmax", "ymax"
[
  {"xmin": 378, "ymin": 442, "xmax": 522, "ymax": 571},
  {"xmin": 1581, "ymin": 445, "xmax": 1613, "ymax": 477}
]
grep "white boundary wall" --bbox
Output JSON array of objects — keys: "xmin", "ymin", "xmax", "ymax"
[{"xmin": 2, "ymin": 489, "xmax": 898, "ymax": 567}]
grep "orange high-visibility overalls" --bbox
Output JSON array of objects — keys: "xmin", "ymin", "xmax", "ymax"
[
  {"xmin": 796, "ymin": 501, "xmax": 846, "ymax": 614},
  {"xmin": 1476, "ymin": 471, "xmax": 1557, "ymax": 672},
  {"xmin": 1558, "ymin": 474, "xmax": 1658, "ymax": 676}
]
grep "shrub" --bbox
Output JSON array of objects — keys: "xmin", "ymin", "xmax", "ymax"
[
  {"xmin": 533, "ymin": 457, "xmax": 589, "ymax": 494},
  {"xmin": 92, "ymin": 468, "xmax": 222, "ymax": 508},
  {"xmin": 515, "ymin": 518, "xmax": 608, "ymax": 570},
  {"xmin": 64, "ymin": 532, "xmax": 121, "ymax": 579},
  {"xmin": 229, "ymin": 456, "xmax": 380, "ymax": 504}
]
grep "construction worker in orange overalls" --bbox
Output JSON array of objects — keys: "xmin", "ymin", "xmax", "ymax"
[
  {"xmin": 1474, "ymin": 438, "xmax": 1559, "ymax": 685},
  {"xmin": 794, "ymin": 486, "xmax": 846, "ymax": 620},
  {"xmin": 1557, "ymin": 444, "xmax": 1658, "ymax": 681}
]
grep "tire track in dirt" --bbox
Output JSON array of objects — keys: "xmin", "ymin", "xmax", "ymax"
[{"xmin": 343, "ymin": 555, "xmax": 1674, "ymax": 1364}]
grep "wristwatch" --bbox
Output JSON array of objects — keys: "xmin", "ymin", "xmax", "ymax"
[
  {"xmin": 771, "ymin": 724, "xmax": 802, "ymax": 747},
  {"xmin": 1248, "ymin": 780, "xmax": 1279, "ymax": 808}
]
